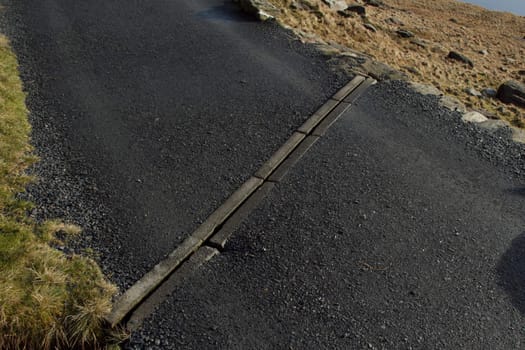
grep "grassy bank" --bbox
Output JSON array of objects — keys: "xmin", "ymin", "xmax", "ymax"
[
  {"xmin": 268, "ymin": 0, "xmax": 525, "ymax": 126},
  {"xmin": 0, "ymin": 34, "xmax": 121, "ymax": 349}
]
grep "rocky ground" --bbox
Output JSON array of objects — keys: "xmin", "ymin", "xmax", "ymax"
[{"xmin": 256, "ymin": 0, "xmax": 525, "ymax": 127}]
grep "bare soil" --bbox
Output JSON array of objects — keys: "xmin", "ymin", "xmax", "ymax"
[{"xmin": 269, "ymin": 0, "xmax": 525, "ymax": 126}]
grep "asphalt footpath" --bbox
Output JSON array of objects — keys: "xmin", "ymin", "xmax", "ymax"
[
  {"xmin": 1, "ymin": 0, "xmax": 345, "ymax": 289},
  {"xmin": 128, "ymin": 80, "xmax": 525, "ymax": 349}
]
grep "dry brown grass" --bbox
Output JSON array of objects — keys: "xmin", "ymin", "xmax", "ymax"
[
  {"xmin": 269, "ymin": 0, "xmax": 525, "ymax": 126},
  {"xmin": 0, "ymin": 34, "xmax": 124, "ymax": 349}
]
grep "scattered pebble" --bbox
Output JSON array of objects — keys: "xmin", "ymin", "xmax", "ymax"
[
  {"xmin": 481, "ymin": 88, "xmax": 497, "ymax": 98},
  {"xmin": 410, "ymin": 39, "xmax": 427, "ymax": 48},
  {"xmin": 396, "ymin": 29, "xmax": 414, "ymax": 38},
  {"xmin": 345, "ymin": 4, "xmax": 366, "ymax": 16},
  {"xmin": 447, "ymin": 51, "xmax": 474, "ymax": 67},
  {"xmin": 321, "ymin": 0, "xmax": 346, "ymax": 11},
  {"xmin": 386, "ymin": 17, "xmax": 404, "ymax": 25},
  {"xmin": 364, "ymin": 0, "xmax": 383, "ymax": 7},
  {"xmin": 465, "ymin": 87, "xmax": 482, "ymax": 97},
  {"xmin": 404, "ymin": 66, "xmax": 420, "ymax": 75},
  {"xmin": 363, "ymin": 23, "xmax": 377, "ymax": 32}
]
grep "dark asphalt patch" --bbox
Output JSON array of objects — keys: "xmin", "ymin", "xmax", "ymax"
[
  {"xmin": 128, "ymin": 81, "xmax": 525, "ymax": 349},
  {"xmin": 0, "ymin": 0, "xmax": 347, "ymax": 289},
  {"xmin": 106, "ymin": 76, "xmax": 369, "ymax": 327},
  {"xmin": 497, "ymin": 232, "xmax": 525, "ymax": 316}
]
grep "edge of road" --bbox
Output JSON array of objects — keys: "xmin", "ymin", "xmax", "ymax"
[
  {"xmin": 237, "ymin": 0, "xmax": 525, "ymax": 145},
  {"xmin": 105, "ymin": 74, "xmax": 377, "ymax": 328}
]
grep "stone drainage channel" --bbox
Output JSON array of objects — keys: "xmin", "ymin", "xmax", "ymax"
[{"xmin": 105, "ymin": 74, "xmax": 377, "ymax": 331}]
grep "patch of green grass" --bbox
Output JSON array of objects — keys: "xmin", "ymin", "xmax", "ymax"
[{"xmin": 0, "ymin": 35, "xmax": 124, "ymax": 349}]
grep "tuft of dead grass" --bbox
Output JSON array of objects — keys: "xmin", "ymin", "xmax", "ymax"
[
  {"xmin": 268, "ymin": 0, "xmax": 525, "ymax": 126},
  {"xmin": 0, "ymin": 34, "xmax": 125, "ymax": 349}
]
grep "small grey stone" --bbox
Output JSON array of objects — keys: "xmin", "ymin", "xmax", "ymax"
[
  {"xmin": 345, "ymin": 4, "xmax": 366, "ymax": 15},
  {"xmin": 291, "ymin": 0, "xmax": 318, "ymax": 10},
  {"xmin": 479, "ymin": 49, "xmax": 488, "ymax": 55},
  {"xmin": 481, "ymin": 88, "xmax": 497, "ymax": 98},
  {"xmin": 404, "ymin": 66, "xmax": 420, "ymax": 75},
  {"xmin": 337, "ymin": 9, "xmax": 353, "ymax": 17},
  {"xmin": 364, "ymin": 0, "xmax": 382, "ymax": 6},
  {"xmin": 447, "ymin": 51, "xmax": 474, "ymax": 67},
  {"xmin": 410, "ymin": 39, "xmax": 427, "ymax": 48},
  {"xmin": 322, "ymin": 0, "xmax": 347, "ymax": 11},
  {"xmin": 465, "ymin": 87, "xmax": 482, "ymax": 97},
  {"xmin": 396, "ymin": 29, "xmax": 414, "ymax": 38},
  {"xmin": 363, "ymin": 23, "xmax": 377, "ymax": 32},
  {"xmin": 387, "ymin": 17, "xmax": 404, "ymax": 25}
]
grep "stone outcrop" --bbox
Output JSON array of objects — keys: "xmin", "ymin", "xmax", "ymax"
[
  {"xmin": 345, "ymin": 4, "xmax": 366, "ymax": 16},
  {"xmin": 447, "ymin": 51, "xmax": 474, "ymax": 68},
  {"xmin": 291, "ymin": 0, "xmax": 319, "ymax": 10},
  {"xmin": 465, "ymin": 87, "xmax": 481, "ymax": 97},
  {"xmin": 496, "ymin": 80, "xmax": 525, "ymax": 108},
  {"xmin": 233, "ymin": 0, "xmax": 280, "ymax": 20},
  {"xmin": 462, "ymin": 111, "xmax": 488, "ymax": 123},
  {"xmin": 364, "ymin": 0, "xmax": 383, "ymax": 7},
  {"xmin": 363, "ymin": 23, "xmax": 377, "ymax": 32},
  {"xmin": 322, "ymin": 0, "xmax": 347, "ymax": 11},
  {"xmin": 396, "ymin": 29, "xmax": 414, "ymax": 38},
  {"xmin": 481, "ymin": 88, "xmax": 497, "ymax": 98}
]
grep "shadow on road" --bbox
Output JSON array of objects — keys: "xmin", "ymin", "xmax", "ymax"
[
  {"xmin": 195, "ymin": 4, "xmax": 255, "ymax": 22},
  {"xmin": 497, "ymin": 231, "xmax": 525, "ymax": 315},
  {"xmin": 506, "ymin": 187, "xmax": 525, "ymax": 197}
]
